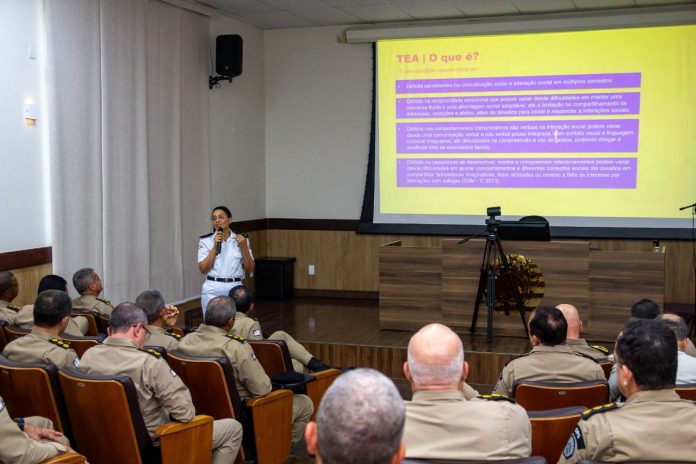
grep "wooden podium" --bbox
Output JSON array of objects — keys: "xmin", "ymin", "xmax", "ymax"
[{"xmin": 379, "ymin": 239, "xmax": 664, "ymax": 342}]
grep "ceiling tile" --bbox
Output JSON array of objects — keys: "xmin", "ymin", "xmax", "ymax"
[
  {"xmin": 449, "ymin": 0, "xmax": 519, "ymax": 16},
  {"xmin": 243, "ymin": 10, "xmax": 316, "ymax": 28},
  {"xmin": 341, "ymin": 4, "xmax": 415, "ymax": 21},
  {"xmin": 321, "ymin": 0, "xmax": 390, "ymax": 6},
  {"xmin": 290, "ymin": 7, "xmax": 364, "ymax": 25},
  {"xmin": 391, "ymin": 0, "xmax": 469, "ymax": 20},
  {"xmin": 260, "ymin": 0, "xmax": 329, "ymax": 8},
  {"xmin": 199, "ymin": 0, "xmax": 275, "ymax": 13}
]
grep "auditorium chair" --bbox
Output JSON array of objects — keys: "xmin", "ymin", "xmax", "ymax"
[
  {"xmin": 513, "ymin": 380, "xmax": 609, "ymax": 411},
  {"xmin": 402, "ymin": 457, "xmax": 548, "ymax": 463},
  {"xmin": 249, "ymin": 339, "xmax": 341, "ymax": 419},
  {"xmin": 0, "ymin": 320, "xmax": 8, "ymax": 352},
  {"xmin": 0, "ymin": 355, "xmax": 72, "ymax": 441},
  {"xmin": 3, "ymin": 324, "xmax": 30, "ymax": 342},
  {"xmin": 527, "ymin": 406, "xmax": 585, "ymax": 464},
  {"xmin": 166, "ymin": 350, "xmax": 292, "ymax": 464},
  {"xmin": 70, "ymin": 312, "xmax": 101, "ymax": 336},
  {"xmin": 59, "ymin": 334, "xmax": 103, "ymax": 358},
  {"xmin": 40, "ymin": 453, "xmax": 89, "ymax": 463},
  {"xmin": 59, "ymin": 367, "xmax": 214, "ymax": 464},
  {"xmin": 98, "ymin": 314, "xmax": 110, "ymax": 332},
  {"xmin": 675, "ymin": 383, "xmax": 696, "ymax": 400}
]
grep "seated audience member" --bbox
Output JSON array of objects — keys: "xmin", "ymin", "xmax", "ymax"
[
  {"xmin": 559, "ymin": 319, "xmax": 696, "ymax": 463},
  {"xmin": 135, "ymin": 289, "xmax": 181, "ymax": 352},
  {"xmin": 178, "ymin": 296, "xmax": 313, "ymax": 445},
  {"xmin": 403, "ymin": 323, "xmax": 530, "ymax": 460},
  {"xmin": 0, "ymin": 395, "xmax": 74, "ymax": 463},
  {"xmin": 0, "ymin": 271, "xmax": 20, "ymax": 324},
  {"xmin": 229, "ymin": 285, "xmax": 329, "ymax": 372},
  {"xmin": 659, "ymin": 313, "xmax": 696, "ymax": 384},
  {"xmin": 305, "ymin": 368, "xmax": 405, "ymax": 464},
  {"xmin": 71, "ymin": 268, "xmax": 113, "ymax": 316},
  {"xmin": 78, "ymin": 303, "xmax": 242, "ymax": 462},
  {"xmin": 14, "ymin": 275, "xmax": 88, "ymax": 336},
  {"xmin": 629, "ymin": 298, "xmax": 661, "ymax": 321},
  {"xmin": 3, "ymin": 290, "xmax": 80, "ymax": 369},
  {"xmin": 557, "ymin": 304, "xmax": 609, "ymax": 361},
  {"xmin": 493, "ymin": 306, "xmax": 605, "ymax": 396}
]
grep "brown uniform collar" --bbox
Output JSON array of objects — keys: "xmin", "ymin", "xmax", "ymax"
[
  {"xmin": 625, "ymin": 388, "xmax": 681, "ymax": 404},
  {"xmin": 195, "ymin": 324, "xmax": 228, "ymax": 335},
  {"xmin": 412, "ymin": 389, "xmax": 467, "ymax": 402},
  {"xmin": 565, "ymin": 338, "xmax": 589, "ymax": 347},
  {"xmin": 29, "ymin": 328, "xmax": 62, "ymax": 340},
  {"xmin": 147, "ymin": 325, "xmax": 168, "ymax": 335},
  {"xmin": 530, "ymin": 344, "xmax": 574, "ymax": 354},
  {"xmin": 103, "ymin": 337, "xmax": 139, "ymax": 349}
]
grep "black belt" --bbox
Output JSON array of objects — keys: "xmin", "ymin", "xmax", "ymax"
[{"xmin": 207, "ymin": 276, "xmax": 242, "ymax": 283}]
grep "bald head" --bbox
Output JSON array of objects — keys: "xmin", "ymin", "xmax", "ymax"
[
  {"xmin": 557, "ymin": 304, "xmax": 582, "ymax": 339},
  {"xmin": 406, "ymin": 323, "xmax": 465, "ymax": 388},
  {"xmin": 0, "ymin": 271, "xmax": 18, "ymax": 302}
]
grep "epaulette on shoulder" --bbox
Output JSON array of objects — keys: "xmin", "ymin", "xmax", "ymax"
[
  {"xmin": 7, "ymin": 304, "xmax": 21, "ymax": 311},
  {"xmin": 140, "ymin": 348, "xmax": 162, "ymax": 358},
  {"xmin": 96, "ymin": 297, "xmax": 111, "ymax": 305},
  {"xmin": 199, "ymin": 232, "xmax": 214, "ymax": 238},
  {"xmin": 478, "ymin": 393, "xmax": 516, "ymax": 403},
  {"xmin": 49, "ymin": 338, "xmax": 71, "ymax": 350},
  {"xmin": 591, "ymin": 344, "xmax": 609, "ymax": 354},
  {"xmin": 574, "ymin": 351, "xmax": 600, "ymax": 363},
  {"xmin": 225, "ymin": 334, "xmax": 246, "ymax": 344},
  {"xmin": 581, "ymin": 402, "xmax": 620, "ymax": 420},
  {"xmin": 167, "ymin": 331, "xmax": 182, "ymax": 339}
]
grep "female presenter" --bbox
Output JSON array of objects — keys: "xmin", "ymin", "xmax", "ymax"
[{"xmin": 198, "ymin": 206, "xmax": 255, "ymax": 315}]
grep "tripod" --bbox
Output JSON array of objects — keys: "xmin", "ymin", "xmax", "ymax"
[{"xmin": 468, "ymin": 216, "xmax": 529, "ymax": 349}]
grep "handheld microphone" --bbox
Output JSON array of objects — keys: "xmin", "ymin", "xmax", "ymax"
[{"xmin": 216, "ymin": 228, "xmax": 223, "ymax": 255}]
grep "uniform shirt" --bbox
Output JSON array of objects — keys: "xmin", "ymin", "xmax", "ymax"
[
  {"xmin": 493, "ymin": 344, "xmax": 606, "ymax": 396},
  {"xmin": 198, "ymin": 232, "xmax": 253, "ymax": 279},
  {"xmin": 14, "ymin": 305, "xmax": 85, "ymax": 336},
  {"xmin": 403, "ymin": 389, "xmax": 531, "ymax": 460},
  {"xmin": 566, "ymin": 338, "xmax": 610, "ymax": 362},
  {"xmin": 0, "ymin": 396, "xmax": 66, "ymax": 464},
  {"xmin": 177, "ymin": 324, "xmax": 272, "ymax": 400},
  {"xmin": 71, "ymin": 295, "xmax": 113, "ymax": 316},
  {"xmin": 144, "ymin": 325, "xmax": 181, "ymax": 352},
  {"xmin": 230, "ymin": 312, "xmax": 263, "ymax": 340},
  {"xmin": 78, "ymin": 337, "xmax": 194, "ymax": 437},
  {"xmin": 559, "ymin": 389, "xmax": 696, "ymax": 463},
  {"xmin": 2, "ymin": 329, "xmax": 79, "ymax": 370},
  {"xmin": 0, "ymin": 299, "xmax": 19, "ymax": 324}
]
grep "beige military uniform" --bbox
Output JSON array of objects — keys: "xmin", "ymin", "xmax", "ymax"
[
  {"xmin": 404, "ymin": 390, "xmax": 531, "ymax": 460},
  {"xmin": 493, "ymin": 344, "xmax": 606, "ymax": 396},
  {"xmin": 0, "ymin": 396, "xmax": 67, "ymax": 463},
  {"xmin": 566, "ymin": 338, "xmax": 610, "ymax": 361},
  {"xmin": 2, "ymin": 329, "xmax": 79, "ymax": 370},
  {"xmin": 14, "ymin": 305, "xmax": 88, "ymax": 336},
  {"xmin": 179, "ymin": 324, "xmax": 313, "ymax": 443},
  {"xmin": 686, "ymin": 338, "xmax": 696, "ymax": 358},
  {"xmin": 0, "ymin": 299, "xmax": 19, "ymax": 324},
  {"xmin": 559, "ymin": 389, "xmax": 696, "ymax": 463},
  {"xmin": 72, "ymin": 294, "xmax": 113, "ymax": 316},
  {"xmin": 144, "ymin": 325, "xmax": 181, "ymax": 352},
  {"xmin": 78, "ymin": 337, "xmax": 242, "ymax": 462},
  {"xmin": 231, "ymin": 312, "xmax": 314, "ymax": 372}
]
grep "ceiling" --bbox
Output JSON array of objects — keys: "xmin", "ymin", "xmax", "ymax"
[{"xmin": 196, "ymin": 0, "xmax": 696, "ymax": 30}]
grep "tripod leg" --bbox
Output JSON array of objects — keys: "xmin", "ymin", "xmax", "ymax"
[
  {"xmin": 470, "ymin": 238, "xmax": 492, "ymax": 334},
  {"xmin": 494, "ymin": 237, "xmax": 530, "ymax": 339},
  {"xmin": 486, "ymin": 268, "xmax": 495, "ymax": 349}
]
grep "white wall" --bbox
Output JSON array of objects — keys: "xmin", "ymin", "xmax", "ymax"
[
  {"xmin": 265, "ymin": 26, "xmax": 373, "ymax": 219},
  {"xmin": 208, "ymin": 16, "xmax": 266, "ymax": 222},
  {"xmin": 0, "ymin": 0, "xmax": 49, "ymax": 253}
]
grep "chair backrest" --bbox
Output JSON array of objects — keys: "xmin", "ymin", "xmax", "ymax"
[
  {"xmin": 599, "ymin": 361, "xmax": 612, "ymax": 380},
  {"xmin": 402, "ymin": 458, "xmax": 548, "ymax": 464},
  {"xmin": 248, "ymin": 339, "xmax": 293, "ymax": 377},
  {"xmin": 514, "ymin": 380, "xmax": 609, "ymax": 411},
  {"xmin": 4, "ymin": 324, "xmax": 31, "ymax": 342},
  {"xmin": 59, "ymin": 334, "xmax": 102, "ymax": 358},
  {"xmin": 675, "ymin": 383, "xmax": 696, "ymax": 400},
  {"xmin": 71, "ymin": 312, "xmax": 102, "ymax": 336},
  {"xmin": 170, "ymin": 327, "xmax": 185, "ymax": 337},
  {"xmin": 527, "ymin": 406, "xmax": 585, "ymax": 464},
  {"xmin": 0, "ymin": 320, "xmax": 8, "ymax": 352},
  {"xmin": 59, "ymin": 367, "xmax": 156, "ymax": 464},
  {"xmin": 99, "ymin": 314, "xmax": 110, "ymax": 333},
  {"xmin": 166, "ymin": 350, "xmax": 242, "ymax": 419},
  {"xmin": 0, "ymin": 355, "xmax": 70, "ymax": 436}
]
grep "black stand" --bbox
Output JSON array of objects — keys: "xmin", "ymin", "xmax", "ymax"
[{"xmin": 467, "ymin": 217, "xmax": 529, "ymax": 349}]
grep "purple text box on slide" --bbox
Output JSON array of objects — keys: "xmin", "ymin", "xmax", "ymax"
[
  {"xmin": 396, "ymin": 92, "xmax": 641, "ymax": 118},
  {"xmin": 395, "ymin": 73, "xmax": 641, "ymax": 93},
  {"xmin": 396, "ymin": 119, "xmax": 639, "ymax": 154},
  {"xmin": 396, "ymin": 157, "xmax": 637, "ymax": 188}
]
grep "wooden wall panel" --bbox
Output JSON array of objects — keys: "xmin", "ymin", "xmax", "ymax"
[{"xmin": 10, "ymin": 263, "xmax": 53, "ymax": 307}]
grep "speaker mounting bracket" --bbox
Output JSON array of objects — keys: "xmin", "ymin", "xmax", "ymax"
[{"xmin": 209, "ymin": 75, "xmax": 233, "ymax": 89}]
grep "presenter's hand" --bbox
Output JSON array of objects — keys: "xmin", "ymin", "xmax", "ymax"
[
  {"xmin": 162, "ymin": 305, "xmax": 179, "ymax": 327},
  {"xmin": 235, "ymin": 234, "xmax": 248, "ymax": 246},
  {"xmin": 214, "ymin": 230, "xmax": 224, "ymax": 244}
]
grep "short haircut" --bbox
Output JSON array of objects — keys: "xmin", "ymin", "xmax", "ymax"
[
  {"xmin": 529, "ymin": 305, "xmax": 567, "ymax": 345},
  {"xmin": 0, "ymin": 271, "xmax": 14, "ymax": 294},
  {"xmin": 135, "ymin": 289, "xmax": 165, "ymax": 324},
  {"xmin": 211, "ymin": 206, "xmax": 232, "ymax": 219},
  {"xmin": 630, "ymin": 298, "xmax": 661, "ymax": 319},
  {"xmin": 72, "ymin": 268, "xmax": 97, "ymax": 294},
  {"xmin": 205, "ymin": 296, "xmax": 236, "ymax": 327},
  {"xmin": 37, "ymin": 275, "xmax": 68, "ymax": 294},
  {"xmin": 109, "ymin": 302, "xmax": 148, "ymax": 334},
  {"xmin": 659, "ymin": 314, "xmax": 688, "ymax": 341},
  {"xmin": 616, "ymin": 319, "xmax": 677, "ymax": 390},
  {"xmin": 316, "ymin": 368, "xmax": 404, "ymax": 464},
  {"xmin": 407, "ymin": 333, "xmax": 464, "ymax": 387},
  {"xmin": 229, "ymin": 285, "xmax": 253, "ymax": 313},
  {"xmin": 33, "ymin": 290, "xmax": 72, "ymax": 327}
]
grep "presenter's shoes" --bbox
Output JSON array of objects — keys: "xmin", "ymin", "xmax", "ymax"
[{"xmin": 307, "ymin": 357, "xmax": 330, "ymax": 372}]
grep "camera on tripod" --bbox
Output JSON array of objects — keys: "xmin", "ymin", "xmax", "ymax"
[{"xmin": 486, "ymin": 206, "xmax": 502, "ymax": 228}]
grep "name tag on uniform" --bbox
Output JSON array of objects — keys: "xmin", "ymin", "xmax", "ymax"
[
  {"xmin": 73, "ymin": 357, "xmax": 80, "ymax": 368},
  {"xmin": 251, "ymin": 353, "xmax": 257, "ymax": 361},
  {"xmin": 253, "ymin": 329, "xmax": 262, "ymax": 337}
]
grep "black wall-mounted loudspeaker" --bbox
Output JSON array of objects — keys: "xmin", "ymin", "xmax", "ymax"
[{"xmin": 216, "ymin": 35, "xmax": 243, "ymax": 77}]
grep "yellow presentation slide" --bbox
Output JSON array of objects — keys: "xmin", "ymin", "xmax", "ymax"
[{"xmin": 377, "ymin": 25, "xmax": 696, "ymax": 220}]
